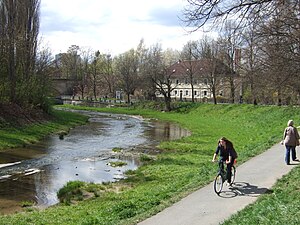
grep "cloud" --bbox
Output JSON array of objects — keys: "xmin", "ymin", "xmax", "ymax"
[
  {"xmin": 39, "ymin": 0, "xmax": 202, "ymax": 56},
  {"xmin": 148, "ymin": 6, "xmax": 184, "ymax": 27}
]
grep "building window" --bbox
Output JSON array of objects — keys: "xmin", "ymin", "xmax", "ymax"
[
  {"xmin": 185, "ymin": 90, "xmax": 189, "ymax": 96},
  {"xmin": 194, "ymin": 90, "xmax": 197, "ymax": 96},
  {"xmin": 203, "ymin": 91, "xmax": 207, "ymax": 96},
  {"xmin": 174, "ymin": 90, "xmax": 178, "ymax": 95}
]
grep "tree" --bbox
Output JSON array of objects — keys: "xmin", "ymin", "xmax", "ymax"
[
  {"xmin": 99, "ymin": 53, "xmax": 116, "ymax": 97},
  {"xmin": 217, "ymin": 21, "xmax": 242, "ymax": 103},
  {"xmin": 198, "ymin": 37, "xmax": 220, "ymax": 104},
  {"xmin": 33, "ymin": 46, "xmax": 54, "ymax": 111},
  {"xmin": 114, "ymin": 49, "xmax": 140, "ymax": 104},
  {"xmin": 180, "ymin": 40, "xmax": 201, "ymax": 60},
  {"xmin": 153, "ymin": 66, "xmax": 177, "ymax": 112},
  {"xmin": 91, "ymin": 50, "xmax": 100, "ymax": 100},
  {"xmin": 0, "ymin": 0, "xmax": 42, "ymax": 106},
  {"xmin": 183, "ymin": 0, "xmax": 283, "ymax": 31},
  {"xmin": 59, "ymin": 45, "xmax": 81, "ymax": 80},
  {"xmin": 240, "ymin": 23, "xmax": 262, "ymax": 105},
  {"xmin": 76, "ymin": 47, "xmax": 93, "ymax": 100},
  {"xmin": 184, "ymin": 0, "xmax": 300, "ymax": 106},
  {"xmin": 180, "ymin": 41, "xmax": 202, "ymax": 102},
  {"xmin": 139, "ymin": 43, "xmax": 160, "ymax": 101}
]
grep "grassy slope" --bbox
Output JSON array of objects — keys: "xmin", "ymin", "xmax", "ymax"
[
  {"xmin": 0, "ymin": 110, "xmax": 88, "ymax": 150},
  {"xmin": 0, "ymin": 104, "xmax": 299, "ymax": 225}
]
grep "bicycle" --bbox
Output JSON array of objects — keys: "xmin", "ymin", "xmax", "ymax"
[{"xmin": 213, "ymin": 160, "xmax": 236, "ymax": 195}]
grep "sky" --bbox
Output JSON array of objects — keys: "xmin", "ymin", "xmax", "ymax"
[{"xmin": 39, "ymin": 0, "xmax": 208, "ymax": 56}]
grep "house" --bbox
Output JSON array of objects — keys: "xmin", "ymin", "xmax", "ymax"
[{"xmin": 156, "ymin": 59, "xmax": 242, "ymax": 103}]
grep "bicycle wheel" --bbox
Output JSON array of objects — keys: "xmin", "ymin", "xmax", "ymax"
[
  {"xmin": 214, "ymin": 173, "xmax": 223, "ymax": 195},
  {"xmin": 230, "ymin": 166, "xmax": 236, "ymax": 185}
]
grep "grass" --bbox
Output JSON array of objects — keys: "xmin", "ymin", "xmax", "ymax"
[
  {"xmin": 0, "ymin": 103, "xmax": 299, "ymax": 224},
  {"xmin": 223, "ymin": 166, "xmax": 300, "ymax": 225},
  {"xmin": 57, "ymin": 181, "xmax": 86, "ymax": 205},
  {"xmin": 0, "ymin": 109, "xmax": 88, "ymax": 150},
  {"xmin": 109, "ymin": 161, "xmax": 128, "ymax": 167}
]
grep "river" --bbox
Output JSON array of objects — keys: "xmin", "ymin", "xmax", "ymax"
[{"xmin": 0, "ymin": 109, "xmax": 190, "ymax": 214}]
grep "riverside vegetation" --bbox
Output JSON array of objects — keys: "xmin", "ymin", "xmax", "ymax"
[{"xmin": 0, "ymin": 103, "xmax": 300, "ymax": 225}]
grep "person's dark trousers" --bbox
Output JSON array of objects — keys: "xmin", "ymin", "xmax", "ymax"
[
  {"xmin": 285, "ymin": 145, "xmax": 296, "ymax": 164},
  {"xmin": 226, "ymin": 160, "xmax": 234, "ymax": 183},
  {"xmin": 291, "ymin": 146, "xmax": 297, "ymax": 161}
]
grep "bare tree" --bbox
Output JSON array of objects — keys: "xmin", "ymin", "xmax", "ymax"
[
  {"xmin": 248, "ymin": 3, "xmax": 300, "ymax": 105},
  {"xmin": 114, "ymin": 49, "xmax": 140, "ymax": 104},
  {"xmin": 181, "ymin": 40, "xmax": 201, "ymax": 60},
  {"xmin": 91, "ymin": 50, "xmax": 100, "ymax": 100},
  {"xmin": 240, "ymin": 24, "xmax": 262, "ymax": 105},
  {"xmin": 184, "ymin": 0, "xmax": 300, "ymax": 106},
  {"xmin": 217, "ymin": 21, "xmax": 242, "ymax": 103},
  {"xmin": 198, "ymin": 37, "xmax": 220, "ymax": 104},
  {"xmin": 77, "ymin": 47, "xmax": 93, "ymax": 100},
  {"xmin": 139, "ymin": 43, "xmax": 162, "ymax": 101},
  {"xmin": 183, "ymin": 0, "xmax": 285, "ymax": 31},
  {"xmin": 0, "ymin": 0, "xmax": 41, "ymax": 106},
  {"xmin": 153, "ymin": 66, "xmax": 177, "ymax": 112},
  {"xmin": 99, "ymin": 53, "xmax": 116, "ymax": 97},
  {"xmin": 180, "ymin": 41, "xmax": 202, "ymax": 102}
]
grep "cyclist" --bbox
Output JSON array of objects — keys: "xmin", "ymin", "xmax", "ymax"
[{"xmin": 212, "ymin": 137, "xmax": 237, "ymax": 185}]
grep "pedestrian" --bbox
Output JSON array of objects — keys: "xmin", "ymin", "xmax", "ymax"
[
  {"xmin": 212, "ymin": 137, "xmax": 237, "ymax": 185},
  {"xmin": 281, "ymin": 120, "xmax": 300, "ymax": 165}
]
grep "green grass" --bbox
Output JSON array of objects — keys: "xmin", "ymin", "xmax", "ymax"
[
  {"xmin": 223, "ymin": 166, "xmax": 300, "ymax": 225},
  {"xmin": 0, "ymin": 103, "xmax": 299, "ymax": 224},
  {"xmin": 0, "ymin": 109, "xmax": 88, "ymax": 150}
]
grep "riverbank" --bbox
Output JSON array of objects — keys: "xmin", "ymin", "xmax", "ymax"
[
  {"xmin": 0, "ymin": 103, "xmax": 300, "ymax": 224},
  {"xmin": 0, "ymin": 106, "xmax": 89, "ymax": 150}
]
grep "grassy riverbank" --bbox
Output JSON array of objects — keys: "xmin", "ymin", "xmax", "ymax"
[
  {"xmin": 0, "ymin": 109, "xmax": 88, "ymax": 150},
  {"xmin": 0, "ymin": 103, "xmax": 300, "ymax": 224}
]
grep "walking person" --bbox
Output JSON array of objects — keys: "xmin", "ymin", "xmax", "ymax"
[
  {"xmin": 281, "ymin": 120, "xmax": 300, "ymax": 165},
  {"xmin": 212, "ymin": 137, "xmax": 237, "ymax": 185}
]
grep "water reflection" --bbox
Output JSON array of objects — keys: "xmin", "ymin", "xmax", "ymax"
[{"xmin": 0, "ymin": 110, "xmax": 190, "ymax": 214}]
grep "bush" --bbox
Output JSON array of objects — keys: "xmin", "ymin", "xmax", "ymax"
[{"xmin": 57, "ymin": 181, "xmax": 85, "ymax": 205}]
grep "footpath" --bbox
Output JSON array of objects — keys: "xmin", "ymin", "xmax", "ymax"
[{"xmin": 138, "ymin": 143, "xmax": 299, "ymax": 225}]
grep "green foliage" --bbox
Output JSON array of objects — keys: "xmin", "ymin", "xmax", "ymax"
[
  {"xmin": 171, "ymin": 102, "xmax": 199, "ymax": 113},
  {"xmin": 109, "ymin": 161, "xmax": 127, "ymax": 167},
  {"xmin": 112, "ymin": 147, "xmax": 123, "ymax": 152},
  {"xmin": 20, "ymin": 201, "xmax": 34, "ymax": 208},
  {"xmin": 223, "ymin": 166, "xmax": 300, "ymax": 225},
  {"xmin": 140, "ymin": 153, "xmax": 155, "ymax": 162},
  {"xmin": 57, "ymin": 181, "xmax": 85, "ymax": 205}
]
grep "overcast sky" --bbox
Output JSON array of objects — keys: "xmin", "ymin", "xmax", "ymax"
[{"xmin": 39, "ymin": 0, "xmax": 206, "ymax": 56}]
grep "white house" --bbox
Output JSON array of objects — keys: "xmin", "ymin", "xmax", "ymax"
[
  {"xmin": 156, "ymin": 59, "xmax": 242, "ymax": 103},
  {"xmin": 156, "ymin": 59, "xmax": 212, "ymax": 101}
]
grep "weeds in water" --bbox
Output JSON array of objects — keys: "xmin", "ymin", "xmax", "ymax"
[
  {"xmin": 108, "ymin": 161, "xmax": 127, "ymax": 167},
  {"xmin": 20, "ymin": 201, "xmax": 35, "ymax": 208}
]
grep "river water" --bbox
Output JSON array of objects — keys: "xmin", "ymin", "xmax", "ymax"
[{"xmin": 0, "ymin": 109, "xmax": 190, "ymax": 214}]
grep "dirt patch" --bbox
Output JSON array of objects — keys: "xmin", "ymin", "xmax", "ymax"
[{"xmin": 0, "ymin": 103, "xmax": 51, "ymax": 127}]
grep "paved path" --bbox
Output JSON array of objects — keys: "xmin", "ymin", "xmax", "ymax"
[{"xmin": 138, "ymin": 143, "xmax": 299, "ymax": 225}]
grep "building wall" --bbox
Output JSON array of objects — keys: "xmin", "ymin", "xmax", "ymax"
[{"xmin": 156, "ymin": 79, "xmax": 212, "ymax": 101}]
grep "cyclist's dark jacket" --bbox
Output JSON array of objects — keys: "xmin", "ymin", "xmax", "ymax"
[{"xmin": 215, "ymin": 145, "xmax": 236, "ymax": 161}]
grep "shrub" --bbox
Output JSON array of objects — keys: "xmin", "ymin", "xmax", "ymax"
[{"xmin": 57, "ymin": 181, "xmax": 85, "ymax": 205}]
